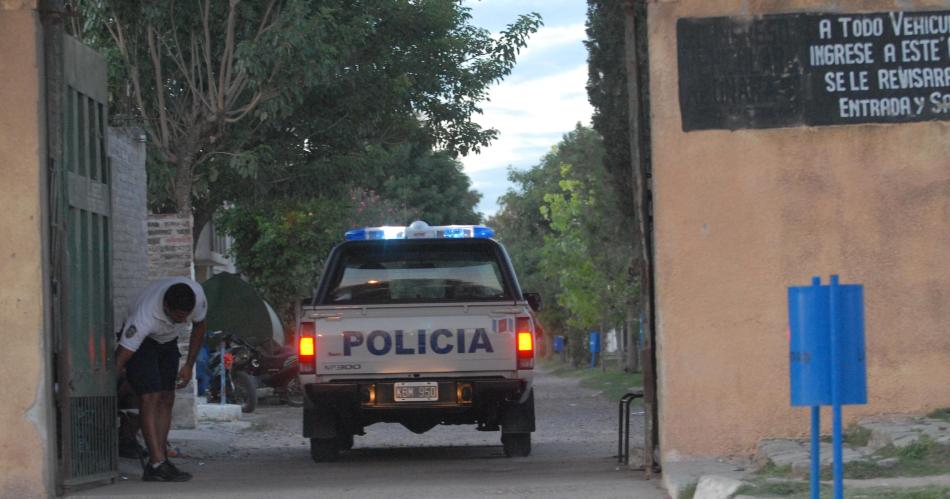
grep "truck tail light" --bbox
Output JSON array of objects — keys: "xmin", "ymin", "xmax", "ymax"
[
  {"xmin": 299, "ymin": 322, "xmax": 316, "ymax": 374},
  {"xmin": 516, "ymin": 317, "xmax": 534, "ymax": 370}
]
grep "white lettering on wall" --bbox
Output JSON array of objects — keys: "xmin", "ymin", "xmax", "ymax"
[{"xmin": 809, "ymin": 11, "xmax": 950, "ymax": 120}]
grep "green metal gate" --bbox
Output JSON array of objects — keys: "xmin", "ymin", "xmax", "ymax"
[{"xmin": 51, "ymin": 34, "xmax": 117, "ymax": 489}]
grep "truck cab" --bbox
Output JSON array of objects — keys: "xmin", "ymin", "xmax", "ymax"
[{"xmin": 298, "ymin": 221, "xmax": 537, "ymax": 462}]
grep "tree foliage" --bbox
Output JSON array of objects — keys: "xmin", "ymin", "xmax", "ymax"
[
  {"xmin": 584, "ymin": 0, "xmax": 646, "ymax": 369},
  {"xmin": 74, "ymin": 0, "xmax": 541, "ymax": 228},
  {"xmin": 218, "ymin": 145, "xmax": 482, "ymax": 315},
  {"xmin": 491, "ymin": 125, "xmax": 638, "ymax": 363},
  {"xmin": 73, "ymin": 0, "xmax": 541, "ymax": 316}
]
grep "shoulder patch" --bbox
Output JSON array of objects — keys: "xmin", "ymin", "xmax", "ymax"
[{"xmin": 125, "ymin": 325, "xmax": 137, "ymax": 338}]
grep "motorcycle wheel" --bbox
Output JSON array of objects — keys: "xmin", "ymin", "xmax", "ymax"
[
  {"xmin": 231, "ymin": 371, "xmax": 258, "ymax": 413},
  {"xmin": 206, "ymin": 379, "xmax": 221, "ymax": 403},
  {"xmin": 284, "ymin": 377, "xmax": 304, "ymax": 407}
]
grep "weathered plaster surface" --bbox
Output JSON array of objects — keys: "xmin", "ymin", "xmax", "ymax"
[
  {"xmin": 648, "ymin": 0, "xmax": 950, "ymax": 460},
  {"xmin": 0, "ymin": 5, "xmax": 52, "ymax": 498}
]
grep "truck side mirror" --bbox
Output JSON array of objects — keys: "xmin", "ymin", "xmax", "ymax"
[{"xmin": 524, "ymin": 292, "xmax": 542, "ymax": 312}]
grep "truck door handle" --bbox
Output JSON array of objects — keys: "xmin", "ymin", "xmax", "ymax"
[
  {"xmin": 311, "ymin": 314, "xmax": 342, "ymax": 321},
  {"xmin": 491, "ymin": 308, "xmax": 521, "ymax": 316}
]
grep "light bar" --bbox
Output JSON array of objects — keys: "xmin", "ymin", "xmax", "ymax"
[
  {"xmin": 345, "ymin": 221, "xmax": 495, "ymax": 241},
  {"xmin": 345, "ymin": 226, "xmax": 405, "ymax": 241}
]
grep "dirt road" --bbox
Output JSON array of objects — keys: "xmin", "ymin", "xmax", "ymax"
[{"xmin": 70, "ymin": 367, "xmax": 665, "ymax": 498}]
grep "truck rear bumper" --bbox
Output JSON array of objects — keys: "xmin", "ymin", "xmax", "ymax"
[{"xmin": 303, "ymin": 378, "xmax": 533, "ymax": 438}]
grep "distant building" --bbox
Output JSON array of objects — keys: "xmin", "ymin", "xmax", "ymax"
[{"xmin": 194, "ymin": 219, "xmax": 236, "ymax": 282}]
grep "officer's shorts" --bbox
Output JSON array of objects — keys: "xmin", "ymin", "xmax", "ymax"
[{"xmin": 126, "ymin": 337, "xmax": 181, "ymax": 395}]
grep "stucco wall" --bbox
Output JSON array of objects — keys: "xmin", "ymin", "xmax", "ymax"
[
  {"xmin": 0, "ymin": 2, "xmax": 53, "ymax": 497},
  {"xmin": 648, "ymin": 0, "xmax": 950, "ymax": 460}
]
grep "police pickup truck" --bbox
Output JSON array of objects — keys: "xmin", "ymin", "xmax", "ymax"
[{"xmin": 297, "ymin": 221, "xmax": 539, "ymax": 462}]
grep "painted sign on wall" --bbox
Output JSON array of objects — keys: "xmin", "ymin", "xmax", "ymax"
[{"xmin": 678, "ymin": 10, "xmax": 950, "ymax": 131}]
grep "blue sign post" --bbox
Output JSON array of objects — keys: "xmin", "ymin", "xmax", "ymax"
[
  {"xmin": 589, "ymin": 331, "xmax": 601, "ymax": 368},
  {"xmin": 788, "ymin": 275, "xmax": 867, "ymax": 499},
  {"xmin": 553, "ymin": 335, "xmax": 565, "ymax": 354}
]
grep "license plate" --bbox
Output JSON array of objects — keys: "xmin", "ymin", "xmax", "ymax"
[{"xmin": 394, "ymin": 381, "xmax": 438, "ymax": 402}]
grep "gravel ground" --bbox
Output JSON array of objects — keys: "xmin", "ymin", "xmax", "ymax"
[
  {"xmin": 71, "ymin": 367, "xmax": 662, "ymax": 499},
  {"xmin": 169, "ymin": 365, "xmax": 645, "ymax": 457}
]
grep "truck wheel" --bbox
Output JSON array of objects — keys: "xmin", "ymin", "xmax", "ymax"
[
  {"xmin": 310, "ymin": 438, "xmax": 339, "ymax": 462},
  {"xmin": 502, "ymin": 433, "xmax": 531, "ymax": 457},
  {"xmin": 336, "ymin": 433, "xmax": 354, "ymax": 451}
]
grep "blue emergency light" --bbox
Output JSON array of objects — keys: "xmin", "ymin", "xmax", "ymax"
[{"xmin": 345, "ymin": 221, "xmax": 495, "ymax": 241}]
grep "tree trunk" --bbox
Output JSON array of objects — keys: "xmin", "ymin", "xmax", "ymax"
[{"xmin": 173, "ymin": 156, "xmax": 194, "ymax": 215}]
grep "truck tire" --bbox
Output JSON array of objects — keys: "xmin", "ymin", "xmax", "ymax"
[
  {"xmin": 501, "ymin": 390, "xmax": 535, "ymax": 433},
  {"xmin": 502, "ymin": 433, "xmax": 531, "ymax": 457},
  {"xmin": 310, "ymin": 438, "xmax": 339, "ymax": 462},
  {"xmin": 336, "ymin": 433, "xmax": 354, "ymax": 451}
]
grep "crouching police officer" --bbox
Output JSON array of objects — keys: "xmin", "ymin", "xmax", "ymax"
[{"xmin": 116, "ymin": 277, "xmax": 207, "ymax": 482}]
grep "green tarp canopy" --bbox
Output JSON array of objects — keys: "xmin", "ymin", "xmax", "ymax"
[{"xmin": 201, "ymin": 272, "xmax": 284, "ymax": 348}]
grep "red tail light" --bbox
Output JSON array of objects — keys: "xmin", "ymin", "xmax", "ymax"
[
  {"xmin": 516, "ymin": 317, "xmax": 534, "ymax": 370},
  {"xmin": 299, "ymin": 322, "xmax": 316, "ymax": 374}
]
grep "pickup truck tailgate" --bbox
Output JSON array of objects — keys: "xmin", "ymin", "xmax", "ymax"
[{"xmin": 309, "ymin": 304, "xmax": 525, "ymax": 375}]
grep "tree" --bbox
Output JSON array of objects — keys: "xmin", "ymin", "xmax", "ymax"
[
  {"xmin": 217, "ymin": 197, "xmax": 347, "ymax": 318},
  {"xmin": 217, "ymin": 142, "xmax": 483, "ymax": 316},
  {"xmin": 76, "ymin": 0, "xmax": 541, "ymax": 241},
  {"xmin": 375, "ymin": 145, "xmax": 482, "ymax": 225},
  {"xmin": 585, "ymin": 0, "xmax": 647, "ymax": 370},
  {"xmin": 491, "ymin": 125, "xmax": 637, "ymax": 365},
  {"xmin": 489, "ymin": 145, "xmax": 569, "ymax": 356},
  {"xmin": 77, "ymin": 0, "xmax": 329, "ymax": 213}
]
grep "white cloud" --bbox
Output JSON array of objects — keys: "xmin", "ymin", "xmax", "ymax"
[
  {"xmin": 462, "ymin": 63, "xmax": 593, "ymax": 176},
  {"xmin": 517, "ymin": 23, "xmax": 587, "ymax": 60}
]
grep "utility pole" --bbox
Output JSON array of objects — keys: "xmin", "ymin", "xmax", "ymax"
[{"xmin": 622, "ymin": 0, "xmax": 658, "ymax": 477}]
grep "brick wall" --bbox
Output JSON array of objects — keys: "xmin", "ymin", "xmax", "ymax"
[
  {"xmin": 108, "ymin": 127, "xmax": 148, "ymax": 324},
  {"xmin": 147, "ymin": 214, "xmax": 194, "ymax": 281}
]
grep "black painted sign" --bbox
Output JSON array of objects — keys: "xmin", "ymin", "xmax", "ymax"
[{"xmin": 677, "ymin": 10, "xmax": 950, "ymax": 131}]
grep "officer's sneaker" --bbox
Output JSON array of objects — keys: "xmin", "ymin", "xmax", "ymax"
[
  {"xmin": 164, "ymin": 459, "xmax": 193, "ymax": 481},
  {"xmin": 142, "ymin": 461, "xmax": 192, "ymax": 482}
]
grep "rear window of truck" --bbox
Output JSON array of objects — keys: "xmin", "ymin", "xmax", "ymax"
[{"xmin": 324, "ymin": 240, "xmax": 512, "ymax": 305}]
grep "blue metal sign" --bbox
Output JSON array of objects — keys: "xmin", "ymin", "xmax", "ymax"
[
  {"xmin": 588, "ymin": 331, "xmax": 601, "ymax": 354},
  {"xmin": 787, "ymin": 275, "xmax": 868, "ymax": 499},
  {"xmin": 788, "ymin": 277, "xmax": 867, "ymax": 406}
]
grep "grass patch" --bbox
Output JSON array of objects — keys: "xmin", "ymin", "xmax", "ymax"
[
  {"xmin": 845, "ymin": 487, "xmax": 950, "ymax": 499},
  {"xmin": 926, "ymin": 408, "xmax": 950, "ymax": 423},
  {"xmin": 736, "ymin": 479, "xmax": 819, "ymax": 497},
  {"xmin": 818, "ymin": 436, "xmax": 950, "ymax": 480},
  {"xmin": 677, "ymin": 481, "xmax": 697, "ymax": 499},
  {"xmin": 847, "ymin": 425, "xmax": 873, "ymax": 447},
  {"xmin": 540, "ymin": 359, "xmax": 643, "ymax": 401},
  {"xmin": 820, "ymin": 424, "xmax": 872, "ymax": 447},
  {"xmin": 737, "ymin": 483, "xmax": 950, "ymax": 498},
  {"xmin": 758, "ymin": 462, "xmax": 795, "ymax": 478}
]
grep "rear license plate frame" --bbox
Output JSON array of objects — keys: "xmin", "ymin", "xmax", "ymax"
[{"xmin": 394, "ymin": 381, "xmax": 439, "ymax": 402}]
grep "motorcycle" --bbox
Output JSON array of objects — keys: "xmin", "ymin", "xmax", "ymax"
[
  {"xmin": 206, "ymin": 332, "xmax": 303, "ymax": 411},
  {"xmin": 206, "ymin": 332, "xmax": 258, "ymax": 413},
  {"xmin": 244, "ymin": 341, "xmax": 304, "ymax": 408}
]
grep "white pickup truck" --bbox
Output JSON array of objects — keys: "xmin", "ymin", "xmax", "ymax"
[{"xmin": 297, "ymin": 221, "xmax": 540, "ymax": 462}]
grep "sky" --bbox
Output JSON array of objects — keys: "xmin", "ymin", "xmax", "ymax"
[{"xmin": 461, "ymin": 0, "xmax": 593, "ymax": 217}]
